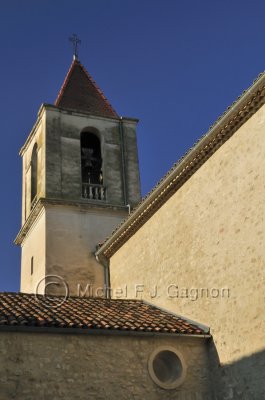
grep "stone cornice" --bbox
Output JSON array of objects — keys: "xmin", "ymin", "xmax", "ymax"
[
  {"xmin": 96, "ymin": 72, "xmax": 265, "ymax": 260},
  {"xmin": 43, "ymin": 103, "xmax": 139, "ymax": 123},
  {"xmin": 15, "ymin": 198, "xmax": 128, "ymax": 245},
  {"xmin": 14, "ymin": 200, "xmax": 44, "ymax": 245}
]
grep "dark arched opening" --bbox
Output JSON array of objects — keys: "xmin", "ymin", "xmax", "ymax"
[
  {"xmin": 31, "ymin": 144, "xmax": 38, "ymax": 205},
  {"xmin": 81, "ymin": 132, "xmax": 102, "ymax": 184}
]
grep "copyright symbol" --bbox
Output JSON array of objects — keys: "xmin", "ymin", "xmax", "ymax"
[{"xmin": 35, "ymin": 275, "xmax": 69, "ymax": 308}]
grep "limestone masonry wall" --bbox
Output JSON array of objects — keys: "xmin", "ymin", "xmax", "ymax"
[
  {"xmin": 109, "ymin": 104, "xmax": 265, "ymax": 398},
  {"xmin": 0, "ymin": 331, "xmax": 212, "ymax": 400}
]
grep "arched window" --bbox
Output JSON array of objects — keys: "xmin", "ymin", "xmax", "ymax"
[
  {"xmin": 31, "ymin": 144, "xmax": 38, "ymax": 204},
  {"xmin": 81, "ymin": 132, "xmax": 102, "ymax": 185}
]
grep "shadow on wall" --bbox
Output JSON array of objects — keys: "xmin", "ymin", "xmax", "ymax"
[{"xmin": 209, "ymin": 341, "xmax": 265, "ymax": 400}]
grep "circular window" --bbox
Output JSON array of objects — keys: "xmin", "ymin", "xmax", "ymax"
[{"xmin": 148, "ymin": 347, "xmax": 186, "ymax": 389}]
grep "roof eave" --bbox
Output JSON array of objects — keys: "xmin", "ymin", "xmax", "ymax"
[
  {"xmin": 0, "ymin": 325, "xmax": 211, "ymax": 338},
  {"xmin": 142, "ymin": 300, "xmax": 210, "ymax": 334}
]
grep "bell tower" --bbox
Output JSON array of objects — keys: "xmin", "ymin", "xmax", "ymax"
[{"xmin": 15, "ymin": 58, "xmax": 141, "ymax": 296}]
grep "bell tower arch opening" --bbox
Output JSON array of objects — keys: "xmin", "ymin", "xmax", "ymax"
[
  {"xmin": 81, "ymin": 131, "xmax": 105, "ymax": 200},
  {"xmin": 81, "ymin": 131, "xmax": 102, "ymax": 185}
]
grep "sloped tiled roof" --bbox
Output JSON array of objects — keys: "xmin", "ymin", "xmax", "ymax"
[
  {"xmin": 54, "ymin": 59, "xmax": 118, "ymax": 118},
  {"xmin": 0, "ymin": 292, "xmax": 208, "ymax": 335}
]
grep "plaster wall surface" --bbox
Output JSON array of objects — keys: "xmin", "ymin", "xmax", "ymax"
[
  {"xmin": 21, "ymin": 204, "xmax": 127, "ymax": 295},
  {"xmin": 109, "ymin": 104, "xmax": 265, "ymax": 378},
  {"xmin": 45, "ymin": 205, "xmax": 127, "ymax": 295},
  {"xmin": 0, "ymin": 331, "xmax": 212, "ymax": 400},
  {"xmin": 20, "ymin": 209, "xmax": 46, "ymax": 294}
]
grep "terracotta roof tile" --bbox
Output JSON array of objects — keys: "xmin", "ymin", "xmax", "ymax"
[
  {"xmin": 0, "ymin": 292, "xmax": 208, "ymax": 335},
  {"xmin": 55, "ymin": 59, "xmax": 118, "ymax": 118}
]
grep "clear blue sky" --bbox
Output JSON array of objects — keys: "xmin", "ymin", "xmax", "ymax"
[{"xmin": 1, "ymin": 0, "xmax": 265, "ymax": 291}]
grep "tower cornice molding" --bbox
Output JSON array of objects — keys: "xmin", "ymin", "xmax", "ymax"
[
  {"xmin": 43, "ymin": 103, "xmax": 139, "ymax": 123},
  {"xmin": 14, "ymin": 197, "xmax": 128, "ymax": 245}
]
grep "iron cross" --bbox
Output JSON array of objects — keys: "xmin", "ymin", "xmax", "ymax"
[{"xmin": 69, "ymin": 34, "xmax": 81, "ymax": 60}]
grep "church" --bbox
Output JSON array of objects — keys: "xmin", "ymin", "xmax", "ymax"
[{"xmin": 0, "ymin": 42, "xmax": 264, "ymax": 399}]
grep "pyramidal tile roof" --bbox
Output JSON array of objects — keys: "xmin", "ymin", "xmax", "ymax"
[
  {"xmin": 55, "ymin": 59, "xmax": 119, "ymax": 118},
  {"xmin": 0, "ymin": 292, "xmax": 208, "ymax": 335}
]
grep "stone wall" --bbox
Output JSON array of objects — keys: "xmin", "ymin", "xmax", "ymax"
[
  {"xmin": 20, "ymin": 208, "xmax": 46, "ymax": 293},
  {"xmin": 22, "ymin": 117, "xmax": 45, "ymax": 223},
  {"xmin": 45, "ymin": 204, "xmax": 127, "ymax": 296},
  {"xmin": 45, "ymin": 106, "xmax": 141, "ymax": 207},
  {"xmin": 20, "ymin": 203, "xmax": 127, "ymax": 295},
  {"xmin": 0, "ymin": 330, "xmax": 212, "ymax": 400},
  {"xmin": 18, "ymin": 104, "xmax": 141, "ymax": 295},
  {"xmin": 109, "ymin": 104, "xmax": 265, "ymax": 396}
]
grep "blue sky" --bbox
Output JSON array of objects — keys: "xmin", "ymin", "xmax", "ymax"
[{"xmin": 1, "ymin": 0, "xmax": 265, "ymax": 291}]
